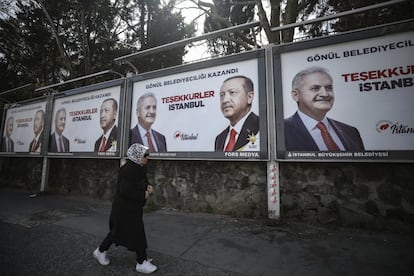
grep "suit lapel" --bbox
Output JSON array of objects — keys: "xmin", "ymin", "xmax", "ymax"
[
  {"xmin": 328, "ymin": 118, "xmax": 352, "ymax": 151},
  {"xmin": 233, "ymin": 113, "xmax": 259, "ymax": 150},
  {"xmin": 218, "ymin": 128, "xmax": 230, "ymax": 151}
]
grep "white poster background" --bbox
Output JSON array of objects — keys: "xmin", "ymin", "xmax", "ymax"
[
  {"xmin": 131, "ymin": 58, "xmax": 260, "ymax": 152},
  {"xmin": 281, "ymin": 31, "xmax": 414, "ymax": 150},
  {"xmin": 4, "ymin": 101, "xmax": 47, "ymax": 152},
  {"xmin": 51, "ymin": 86, "xmax": 121, "ymax": 152}
]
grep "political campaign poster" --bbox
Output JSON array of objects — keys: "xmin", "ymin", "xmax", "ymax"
[
  {"xmin": 274, "ymin": 28, "xmax": 414, "ymax": 161},
  {"xmin": 0, "ymin": 100, "xmax": 47, "ymax": 154},
  {"xmin": 127, "ymin": 51, "xmax": 267, "ymax": 160},
  {"xmin": 48, "ymin": 80, "xmax": 123, "ymax": 157}
]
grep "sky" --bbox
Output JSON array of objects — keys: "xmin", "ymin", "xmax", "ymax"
[
  {"xmin": 1, "ymin": 0, "xmax": 270, "ymax": 63},
  {"xmin": 175, "ymin": 0, "xmax": 272, "ymax": 63},
  {"xmin": 174, "ymin": 0, "xmax": 212, "ymax": 62}
]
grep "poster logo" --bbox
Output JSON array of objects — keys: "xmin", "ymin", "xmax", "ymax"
[
  {"xmin": 376, "ymin": 120, "xmax": 392, "ymax": 132},
  {"xmin": 376, "ymin": 120, "xmax": 414, "ymax": 134},
  {"xmin": 173, "ymin": 131, "xmax": 199, "ymax": 141}
]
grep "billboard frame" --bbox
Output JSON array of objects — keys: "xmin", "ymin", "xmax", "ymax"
[
  {"xmin": 273, "ymin": 21, "xmax": 414, "ymax": 162},
  {"xmin": 0, "ymin": 95, "xmax": 50, "ymax": 157},
  {"xmin": 123, "ymin": 49, "xmax": 269, "ymax": 161},
  {"xmin": 46, "ymin": 78, "xmax": 126, "ymax": 159}
]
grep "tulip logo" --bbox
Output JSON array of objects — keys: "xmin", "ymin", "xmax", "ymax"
[
  {"xmin": 376, "ymin": 120, "xmax": 392, "ymax": 133},
  {"xmin": 174, "ymin": 131, "xmax": 181, "ymax": 140}
]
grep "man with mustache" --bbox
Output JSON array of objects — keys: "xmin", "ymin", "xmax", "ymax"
[
  {"xmin": 284, "ymin": 66, "xmax": 365, "ymax": 151},
  {"xmin": 2, "ymin": 116, "xmax": 14, "ymax": 152},
  {"xmin": 215, "ymin": 75, "xmax": 260, "ymax": 152},
  {"xmin": 129, "ymin": 92, "xmax": 167, "ymax": 152},
  {"xmin": 49, "ymin": 108, "xmax": 70, "ymax": 152},
  {"xmin": 29, "ymin": 110, "xmax": 45, "ymax": 152},
  {"xmin": 95, "ymin": 98, "xmax": 118, "ymax": 152}
]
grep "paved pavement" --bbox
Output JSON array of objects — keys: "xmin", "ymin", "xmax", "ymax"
[{"xmin": 0, "ymin": 188, "xmax": 413, "ymax": 276}]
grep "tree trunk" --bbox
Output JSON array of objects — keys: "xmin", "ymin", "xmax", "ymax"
[
  {"xmin": 256, "ymin": 0, "xmax": 276, "ymax": 44},
  {"xmin": 39, "ymin": 2, "xmax": 73, "ymax": 75},
  {"xmin": 269, "ymin": 0, "xmax": 281, "ymax": 44},
  {"xmin": 282, "ymin": 0, "xmax": 299, "ymax": 43}
]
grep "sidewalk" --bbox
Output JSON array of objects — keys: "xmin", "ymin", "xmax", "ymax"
[{"xmin": 0, "ymin": 188, "xmax": 413, "ymax": 276}]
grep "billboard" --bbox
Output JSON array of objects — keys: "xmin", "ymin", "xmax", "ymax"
[
  {"xmin": 47, "ymin": 79, "xmax": 124, "ymax": 157},
  {"xmin": 0, "ymin": 99, "xmax": 48, "ymax": 155},
  {"xmin": 274, "ymin": 28, "xmax": 414, "ymax": 161},
  {"xmin": 126, "ymin": 50, "xmax": 268, "ymax": 160}
]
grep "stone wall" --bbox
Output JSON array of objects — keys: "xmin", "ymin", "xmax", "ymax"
[
  {"xmin": 1, "ymin": 157, "xmax": 413, "ymax": 231},
  {"xmin": 279, "ymin": 162, "xmax": 414, "ymax": 231}
]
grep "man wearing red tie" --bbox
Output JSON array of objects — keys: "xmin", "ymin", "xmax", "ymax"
[
  {"xmin": 284, "ymin": 66, "xmax": 365, "ymax": 151},
  {"xmin": 49, "ymin": 108, "xmax": 70, "ymax": 152},
  {"xmin": 95, "ymin": 98, "xmax": 118, "ymax": 152},
  {"xmin": 129, "ymin": 92, "xmax": 167, "ymax": 152},
  {"xmin": 2, "ymin": 116, "xmax": 14, "ymax": 152},
  {"xmin": 29, "ymin": 110, "xmax": 45, "ymax": 153},
  {"xmin": 215, "ymin": 75, "xmax": 260, "ymax": 152}
]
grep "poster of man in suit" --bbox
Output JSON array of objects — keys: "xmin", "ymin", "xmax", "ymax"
[
  {"xmin": 1, "ymin": 116, "xmax": 15, "ymax": 152},
  {"xmin": 215, "ymin": 75, "xmax": 260, "ymax": 152},
  {"xmin": 130, "ymin": 57, "xmax": 265, "ymax": 159},
  {"xmin": 129, "ymin": 92, "xmax": 167, "ymax": 152},
  {"xmin": 284, "ymin": 66, "xmax": 365, "ymax": 152},
  {"xmin": 0, "ymin": 101, "xmax": 47, "ymax": 153},
  {"xmin": 278, "ymin": 30, "xmax": 414, "ymax": 160},
  {"xmin": 49, "ymin": 84, "xmax": 121, "ymax": 155},
  {"xmin": 49, "ymin": 108, "xmax": 70, "ymax": 152}
]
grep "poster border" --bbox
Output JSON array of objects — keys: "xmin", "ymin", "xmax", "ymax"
[
  {"xmin": 46, "ymin": 78, "xmax": 126, "ymax": 159},
  {"xmin": 123, "ymin": 49, "xmax": 269, "ymax": 161},
  {"xmin": 0, "ymin": 95, "xmax": 50, "ymax": 157},
  {"xmin": 273, "ymin": 21, "xmax": 414, "ymax": 162}
]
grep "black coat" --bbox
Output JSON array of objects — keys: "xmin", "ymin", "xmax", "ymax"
[{"xmin": 108, "ymin": 160, "xmax": 148, "ymax": 251}]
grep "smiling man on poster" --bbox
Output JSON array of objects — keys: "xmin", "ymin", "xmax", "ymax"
[
  {"xmin": 95, "ymin": 98, "xmax": 118, "ymax": 152},
  {"xmin": 215, "ymin": 75, "xmax": 260, "ymax": 152},
  {"xmin": 49, "ymin": 108, "xmax": 70, "ymax": 152},
  {"xmin": 129, "ymin": 92, "xmax": 167, "ymax": 152},
  {"xmin": 284, "ymin": 66, "xmax": 365, "ymax": 151},
  {"xmin": 2, "ymin": 116, "xmax": 14, "ymax": 152}
]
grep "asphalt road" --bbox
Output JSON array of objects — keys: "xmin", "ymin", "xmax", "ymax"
[{"xmin": 0, "ymin": 188, "xmax": 413, "ymax": 276}]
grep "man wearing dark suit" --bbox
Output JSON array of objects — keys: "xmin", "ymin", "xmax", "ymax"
[
  {"xmin": 2, "ymin": 116, "xmax": 14, "ymax": 152},
  {"xmin": 95, "ymin": 98, "xmax": 118, "ymax": 152},
  {"xmin": 215, "ymin": 75, "xmax": 260, "ymax": 152},
  {"xmin": 29, "ymin": 110, "xmax": 45, "ymax": 152},
  {"xmin": 284, "ymin": 66, "xmax": 365, "ymax": 151},
  {"xmin": 49, "ymin": 108, "xmax": 70, "ymax": 152},
  {"xmin": 129, "ymin": 92, "xmax": 167, "ymax": 152}
]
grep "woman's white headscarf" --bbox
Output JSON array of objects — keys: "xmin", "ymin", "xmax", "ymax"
[{"xmin": 127, "ymin": 143, "xmax": 149, "ymax": 165}]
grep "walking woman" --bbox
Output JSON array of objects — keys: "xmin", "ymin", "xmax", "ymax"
[{"xmin": 93, "ymin": 143, "xmax": 157, "ymax": 274}]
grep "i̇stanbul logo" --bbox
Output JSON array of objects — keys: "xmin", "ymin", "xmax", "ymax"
[
  {"xmin": 376, "ymin": 120, "xmax": 414, "ymax": 134},
  {"xmin": 174, "ymin": 131, "xmax": 199, "ymax": 140}
]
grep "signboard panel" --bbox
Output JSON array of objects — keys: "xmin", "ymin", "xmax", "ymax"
[
  {"xmin": 127, "ymin": 51, "xmax": 268, "ymax": 160},
  {"xmin": 1, "ymin": 100, "xmax": 47, "ymax": 155},
  {"xmin": 274, "ymin": 28, "xmax": 414, "ymax": 161},
  {"xmin": 47, "ymin": 80, "xmax": 124, "ymax": 157}
]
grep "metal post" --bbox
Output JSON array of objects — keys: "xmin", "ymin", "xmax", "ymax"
[
  {"xmin": 40, "ymin": 156, "xmax": 49, "ymax": 192},
  {"xmin": 265, "ymin": 45, "xmax": 280, "ymax": 219}
]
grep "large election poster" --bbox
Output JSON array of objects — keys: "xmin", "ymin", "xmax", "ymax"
[
  {"xmin": 275, "ymin": 29, "xmax": 414, "ymax": 161},
  {"xmin": 48, "ymin": 81, "xmax": 122, "ymax": 157},
  {"xmin": 128, "ymin": 52, "xmax": 267, "ymax": 160},
  {"xmin": 0, "ymin": 100, "xmax": 47, "ymax": 154}
]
